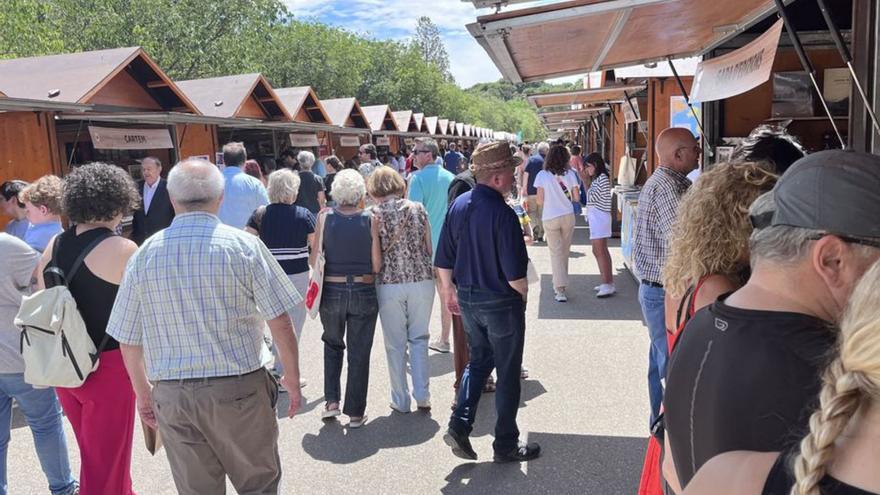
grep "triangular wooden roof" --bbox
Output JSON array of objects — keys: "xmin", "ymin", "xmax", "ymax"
[
  {"xmin": 321, "ymin": 97, "xmax": 370, "ymax": 129},
  {"xmin": 449, "ymin": 121, "xmax": 459, "ymax": 136},
  {"xmin": 275, "ymin": 86, "xmax": 332, "ymax": 124},
  {"xmin": 424, "ymin": 116, "xmax": 439, "ymax": 135},
  {"xmin": 176, "ymin": 73, "xmax": 291, "ymax": 120},
  {"xmin": 0, "ymin": 46, "xmax": 198, "ymax": 113},
  {"xmin": 413, "ymin": 113, "xmax": 426, "ymax": 133},
  {"xmin": 361, "ymin": 104, "xmax": 399, "ymax": 132},
  {"xmin": 392, "ymin": 110, "xmax": 419, "ymax": 132},
  {"xmin": 456, "ymin": 123, "xmax": 465, "ymax": 136},
  {"xmin": 464, "ymin": 124, "xmax": 472, "ymax": 136},
  {"xmin": 438, "ymin": 119, "xmax": 450, "ymax": 135}
]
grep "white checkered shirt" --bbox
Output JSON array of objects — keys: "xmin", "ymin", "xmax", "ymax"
[
  {"xmin": 632, "ymin": 166, "xmax": 691, "ymax": 284},
  {"xmin": 107, "ymin": 212, "xmax": 302, "ymax": 380}
]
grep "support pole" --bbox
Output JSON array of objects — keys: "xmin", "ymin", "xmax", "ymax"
[
  {"xmin": 815, "ymin": 0, "xmax": 880, "ymax": 137},
  {"xmin": 773, "ymin": 0, "xmax": 846, "ymax": 148},
  {"xmin": 667, "ymin": 57, "xmax": 707, "ymax": 141}
]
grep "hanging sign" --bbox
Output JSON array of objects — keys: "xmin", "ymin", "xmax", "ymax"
[
  {"xmin": 623, "ymin": 97, "xmax": 641, "ymax": 124},
  {"xmin": 691, "ymin": 19, "xmax": 784, "ymax": 103},
  {"xmin": 339, "ymin": 136, "xmax": 361, "ymax": 147},
  {"xmin": 404, "ymin": 138, "xmax": 415, "ymax": 146},
  {"xmin": 289, "ymin": 133, "xmax": 319, "ymax": 147},
  {"xmin": 88, "ymin": 126, "xmax": 173, "ymax": 150},
  {"xmin": 376, "ymin": 136, "xmax": 391, "ymax": 146}
]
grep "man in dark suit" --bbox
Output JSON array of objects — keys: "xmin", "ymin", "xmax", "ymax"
[{"xmin": 131, "ymin": 157, "xmax": 174, "ymax": 245}]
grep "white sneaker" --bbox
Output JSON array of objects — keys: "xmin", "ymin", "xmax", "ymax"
[
  {"xmin": 593, "ymin": 285, "xmax": 602, "ymax": 292},
  {"xmin": 597, "ymin": 284, "xmax": 616, "ymax": 298},
  {"xmin": 429, "ymin": 340, "xmax": 451, "ymax": 353},
  {"xmin": 554, "ymin": 291, "xmax": 568, "ymax": 302}
]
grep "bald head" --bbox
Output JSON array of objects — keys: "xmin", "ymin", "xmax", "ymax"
[
  {"xmin": 656, "ymin": 127, "xmax": 700, "ymax": 173},
  {"xmin": 167, "ymin": 159, "xmax": 225, "ymax": 213}
]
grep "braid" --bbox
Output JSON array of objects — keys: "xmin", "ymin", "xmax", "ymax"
[{"xmin": 790, "ymin": 359, "xmax": 866, "ymax": 495}]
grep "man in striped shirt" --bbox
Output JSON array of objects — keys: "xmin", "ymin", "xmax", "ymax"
[
  {"xmin": 633, "ymin": 128, "xmax": 700, "ymax": 424},
  {"xmin": 108, "ymin": 159, "xmax": 302, "ymax": 494}
]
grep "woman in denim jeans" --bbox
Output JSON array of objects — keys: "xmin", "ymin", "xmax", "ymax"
[
  {"xmin": 367, "ymin": 167, "xmax": 435, "ymax": 413},
  {"xmin": 311, "ymin": 169, "xmax": 381, "ymax": 428}
]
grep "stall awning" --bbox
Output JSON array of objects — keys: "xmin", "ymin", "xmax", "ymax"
[
  {"xmin": 467, "ymin": 0, "xmax": 792, "ymax": 83},
  {"xmin": 176, "ymin": 73, "xmax": 291, "ymax": 121},
  {"xmin": 361, "ymin": 105, "xmax": 399, "ymax": 132},
  {"xmin": 528, "ymin": 84, "xmax": 644, "ymax": 109},
  {"xmin": 0, "ymin": 97, "xmax": 92, "ymax": 113},
  {"xmin": 615, "ymin": 57, "xmax": 701, "ymax": 79},
  {"xmin": 540, "ymin": 107, "xmax": 610, "ymax": 125},
  {"xmin": 55, "ymin": 111, "xmax": 350, "ymax": 133}
]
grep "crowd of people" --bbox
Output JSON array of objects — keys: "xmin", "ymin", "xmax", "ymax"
[{"xmin": 4, "ymin": 121, "xmax": 877, "ymax": 495}]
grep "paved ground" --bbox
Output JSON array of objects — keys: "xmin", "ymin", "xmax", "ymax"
[{"xmin": 7, "ymin": 219, "xmax": 652, "ymax": 494}]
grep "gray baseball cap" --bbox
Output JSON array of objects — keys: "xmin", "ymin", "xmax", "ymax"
[{"xmin": 771, "ymin": 150, "xmax": 880, "ymax": 239}]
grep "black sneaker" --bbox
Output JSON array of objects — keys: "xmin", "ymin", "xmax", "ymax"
[
  {"xmin": 443, "ymin": 428, "xmax": 478, "ymax": 460},
  {"xmin": 493, "ymin": 442, "xmax": 541, "ymax": 463}
]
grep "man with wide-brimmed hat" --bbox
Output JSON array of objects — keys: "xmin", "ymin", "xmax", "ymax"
[{"xmin": 435, "ymin": 141, "xmax": 541, "ymax": 463}]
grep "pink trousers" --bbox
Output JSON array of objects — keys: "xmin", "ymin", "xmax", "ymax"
[{"xmin": 56, "ymin": 349, "xmax": 137, "ymax": 495}]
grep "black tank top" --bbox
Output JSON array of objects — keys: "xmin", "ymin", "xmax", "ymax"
[
  {"xmin": 323, "ymin": 209, "xmax": 372, "ymax": 277},
  {"xmin": 763, "ymin": 452, "xmax": 877, "ymax": 495},
  {"xmin": 48, "ymin": 228, "xmax": 120, "ymax": 352}
]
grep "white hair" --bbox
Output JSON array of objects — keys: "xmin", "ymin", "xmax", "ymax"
[
  {"xmin": 297, "ymin": 150, "xmax": 316, "ymax": 170},
  {"xmin": 167, "ymin": 159, "xmax": 225, "ymax": 210},
  {"xmin": 330, "ymin": 169, "xmax": 365, "ymax": 207},
  {"xmin": 537, "ymin": 141, "xmax": 550, "ymax": 155},
  {"xmin": 267, "ymin": 169, "xmax": 300, "ymax": 204}
]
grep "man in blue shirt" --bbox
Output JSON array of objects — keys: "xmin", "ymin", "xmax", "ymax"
[
  {"xmin": 443, "ymin": 142, "xmax": 464, "ymax": 175},
  {"xmin": 217, "ymin": 142, "xmax": 269, "ymax": 229},
  {"xmin": 1, "ymin": 180, "xmax": 30, "ymax": 240},
  {"xmin": 435, "ymin": 141, "xmax": 541, "ymax": 464},
  {"xmin": 521, "ymin": 141, "xmax": 549, "ymax": 242}
]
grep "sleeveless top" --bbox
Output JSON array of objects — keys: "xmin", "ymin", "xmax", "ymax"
[
  {"xmin": 763, "ymin": 451, "xmax": 876, "ymax": 495},
  {"xmin": 323, "ymin": 209, "xmax": 372, "ymax": 277},
  {"xmin": 48, "ymin": 227, "xmax": 120, "ymax": 351},
  {"xmin": 247, "ymin": 203, "xmax": 315, "ymax": 275}
]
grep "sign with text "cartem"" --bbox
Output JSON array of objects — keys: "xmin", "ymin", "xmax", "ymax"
[
  {"xmin": 690, "ymin": 19, "xmax": 783, "ymax": 103},
  {"xmin": 88, "ymin": 126, "xmax": 174, "ymax": 150}
]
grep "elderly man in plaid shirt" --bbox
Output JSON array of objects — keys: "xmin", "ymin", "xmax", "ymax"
[
  {"xmin": 632, "ymin": 127, "xmax": 700, "ymax": 425},
  {"xmin": 107, "ymin": 159, "xmax": 302, "ymax": 495}
]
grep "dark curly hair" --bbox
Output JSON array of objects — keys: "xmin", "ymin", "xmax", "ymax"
[
  {"xmin": 543, "ymin": 144, "xmax": 571, "ymax": 175},
  {"xmin": 63, "ymin": 163, "xmax": 140, "ymax": 224},
  {"xmin": 731, "ymin": 125, "xmax": 805, "ymax": 175}
]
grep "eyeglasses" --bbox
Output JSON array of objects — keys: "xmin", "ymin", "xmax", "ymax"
[
  {"xmin": 414, "ymin": 150, "xmax": 432, "ymax": 155},
  {"xmin": 807, "ymin": 233, "xmax": 880, "ymax": 250}
]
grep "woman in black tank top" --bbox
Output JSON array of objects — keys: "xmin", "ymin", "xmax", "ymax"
[
  {"xmin": 36, "ymin": 163, "xmax": 141, "ymax": 495},
  {"xmin": 681, "ymin": 261, "xmax": 880, "ymax": 495}
]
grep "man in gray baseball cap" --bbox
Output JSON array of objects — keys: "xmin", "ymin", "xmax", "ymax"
[{"xmin": 663, "ymin": 150, "xmax": 880, "ymax": 490}]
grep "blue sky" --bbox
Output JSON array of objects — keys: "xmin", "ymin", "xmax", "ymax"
[{"xmin": 283, "ymin": 0, "xmax": 582, "ymax": 88}]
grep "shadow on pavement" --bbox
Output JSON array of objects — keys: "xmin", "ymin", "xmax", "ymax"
[
  {"xmin": 440, "ymin": 432, "xmax": 647, "ymax": 494},
  {"xmin": 301, "ymin": 410, "xmax": 440, "ymax": 464},
  {"xmin": 429, "ymin": 352, "xmax": 454, "ymax": 378},
  {"xmin": 467, "ymin": 379, "xmax": 547, "ymax": 439},
  {"xmin": 536, "ymin": 272, "xmax": 643, "ymax": 321}
]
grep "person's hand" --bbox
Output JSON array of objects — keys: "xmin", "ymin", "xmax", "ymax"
[
  {"xmin": 137, "ymin": 392, "xmax": 158, "ymax": 430},
  {"xmin": 443, "ymin": 286, "xmax": 461, "ymax": 315},
  {"xmin": 280, "ymin": 375, "xmax": 302, "ymax": 418},
  {"xmin": 524, "ymin": 235, "xmax": 534, "ymax": 245},
  {"xmin": 521, "ymin": 199, "xmax": 529, "ymax": 212}
]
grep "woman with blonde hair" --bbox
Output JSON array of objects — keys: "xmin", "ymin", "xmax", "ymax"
[
  {"xmin": 637, "ymin": 162, "xmax": 777, "ymax": 495},
  {"xmin": 683, "ymin": 259, "xmax": 880, "ymax": 495},
  {"xmin": 367, "ymin": 167, "xmax": 435, "ymax": 412}
]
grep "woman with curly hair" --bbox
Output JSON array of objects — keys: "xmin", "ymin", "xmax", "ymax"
[
  {"xmin": 637, "ymin": 162, "xmax": 777, "ymax": 495},
  {"xmin": 682, "ymin": 259, "xmax": 880, "ymax": 495},
  {"xmin": 36, "ymin": 163, "xmax": 140, "ymax": 495}
]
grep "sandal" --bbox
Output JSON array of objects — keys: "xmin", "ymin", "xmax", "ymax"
[{"xmin": 321, "ymin": 402, "xmax": 341, "ymax": 420}]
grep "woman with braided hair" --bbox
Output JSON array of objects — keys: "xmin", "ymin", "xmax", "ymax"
[{"xmin": 683, "ymin": 259, "xmax": 880, "ymax": 495}]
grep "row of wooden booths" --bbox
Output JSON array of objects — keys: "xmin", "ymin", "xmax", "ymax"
[
  {"xmin": 0, "ymin": 46, "xmax": 511, "ymax": 226},
  {"xmin": 467, "ymin": 0, "xmax": 868, "ymax": 274}
]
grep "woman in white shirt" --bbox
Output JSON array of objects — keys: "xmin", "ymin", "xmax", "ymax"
[
  {"xmin": 584, "ymin": 153, "xmax": 615, "ymax": 298},
  {"xmin": 534, "ymin": 145, "xmax": 579, "ymax": 302}
]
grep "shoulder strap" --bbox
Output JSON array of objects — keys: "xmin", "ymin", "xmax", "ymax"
[
  {"xmin": 316, "ymin": 210, "xmax": 328, "ymax": 254},
  {"xmin": 49, "ymin": 230, "xmax": 115, "ymax": 287},
  {"xmin": 675, "ymin": 285, "xmax": 696, "ymax": 331}
]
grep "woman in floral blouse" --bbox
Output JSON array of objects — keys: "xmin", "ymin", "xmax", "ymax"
[{"xmin": 367, "ymin": 167, "xmax": 435, "ymax": 413}]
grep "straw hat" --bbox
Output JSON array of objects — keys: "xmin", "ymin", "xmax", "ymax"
[{"xmin": 469, "ymin": 141, "xmax": 522, "ymax": 174}]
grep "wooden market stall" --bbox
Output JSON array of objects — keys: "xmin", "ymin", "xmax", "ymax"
[
  {"xmin": 361, "ymin": 104, "xmax": 401, "ymax": 156},
  {"xmin": 320, "ymin": 97, "xmax": 372, "ymax": 161},
  {"xmin": 274, "ymin": 86, "xmax": 335, "ymax": 158}
]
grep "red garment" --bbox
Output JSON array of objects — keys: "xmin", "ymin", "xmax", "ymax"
[
  {"xmin": 405, "ymin": 155, "xmax": 415, "ymax": 175},
  {"xmin": 56, "ymin": 349, "xmax": 137, "ymax": 495},
  {"xmin": 636, "ymin": 278, "xmax": 708, "ymax": 495}
]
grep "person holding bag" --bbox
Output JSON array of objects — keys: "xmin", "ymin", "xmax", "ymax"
[
  {"xmin": 36, "ymin": 163, "xmax": 140, "ymax": 495},
  {"xmin": 311, "ymin": 169, "xmax": 381, "ymax": 428},
  {"xmin": 534, "ymin": 145, "xmax": 579, "ymax": 302}
]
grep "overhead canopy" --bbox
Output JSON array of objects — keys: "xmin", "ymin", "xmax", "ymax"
[
  {"xmin": 176, "ymin": 73, "xmax": 291, "ymax": 120},
  {"xmin": 528, "ymin": 84, "xmax": 644, "ymax": 109},
  {"xmin": 540, "ymin": 107, "xmax": 610, "ymax": 125},
  {"xmin": 274, "ymin": 86, "xmax": 332, "ymax": 124},
  {"xmin": 0, "ymin": 46, "xmax": 199, "ymax": 113},
  {"xmin": 467, "ymin": 0, "xmax": 791, "ymax": 83},
  {"xmin": 0, "ymin": 96, "xmax": 92, "ymax": 112},
  {"xmin": 361, "ymin": 104, "xmax": 399, "ymax": 132},
  {"xmin": 55, "ymin": 111, "xmax": 342, "ymax": 133},
  {"xmin": 615, "ymin": 57, "xmax": 701, "ymax": 79},
  {"xmin": 321, "ymin": 97, "xmax": 371, "ymax": 130}
]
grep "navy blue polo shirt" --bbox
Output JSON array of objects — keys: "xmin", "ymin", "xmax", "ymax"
[
  {"xmin": 435, "ymin": 184, "xmax": 529, "ymax": 295},
  {"xmin": 524, "ymin": 154, "xmax": 544, "ymax": 195}
]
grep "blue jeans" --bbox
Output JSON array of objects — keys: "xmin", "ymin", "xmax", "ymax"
[
  {"xmin": 638, "ymin": 283, "xmax": 667, "ymax": 424},
  {"xmin": 449, "ymin": 287, "xmax": 526, "ymax": 454},
  {"xmin": 319, "ymin": 282, "xmax": 379, "ymax": 417},
  {"xmin": 0, "ymin": 374, "xmax": 77, "ymax": 495}
]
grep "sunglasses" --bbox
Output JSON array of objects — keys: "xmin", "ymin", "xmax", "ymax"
[{"xmin": 807, "ymin": 232, "xmax": 880, "ymax": 249}]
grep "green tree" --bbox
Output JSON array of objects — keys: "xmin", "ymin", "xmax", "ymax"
[{"xmin": 411, "ymin": 16, "xmax": 452, "ymax": 83}]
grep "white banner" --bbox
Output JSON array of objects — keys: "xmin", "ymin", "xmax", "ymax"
[
  {"xmin": 691, "ymin": 19, "xmax": 783, "ymax": 103},
  {"xmin": 88, "ymin": 126, "xmax": 173, "ymax": 150},
  {"xmin": 376, "ymin": 136, "xmax": 391, "ymax": 146},
  {"xmin": 622, "ymin": 97, "xmax": 641, "ymax": 124},
  {"xmin": 289, "ymin": 133, "xmax": 319, "ymax": 147},
  {"xmin": 339, "ymin": 136, "xmax": 361, "ymax": 147}
]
